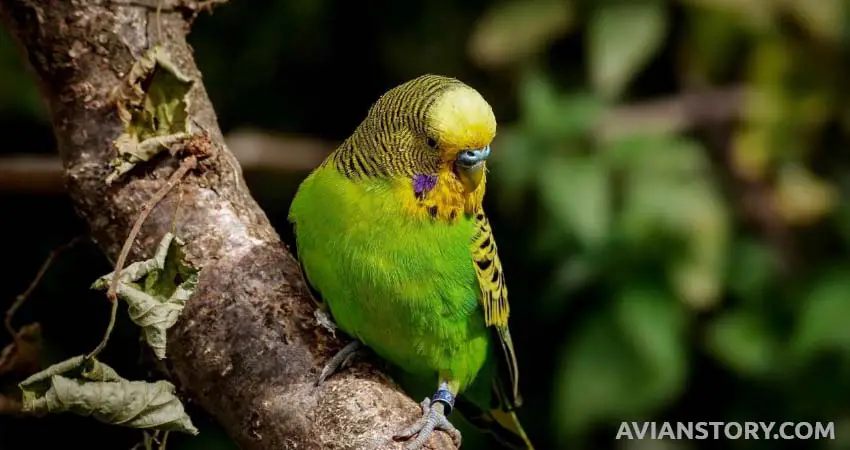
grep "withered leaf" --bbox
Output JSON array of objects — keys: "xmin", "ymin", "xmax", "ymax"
[
  {"xmin": 92, "ymin": 233, "xmax": 198, "ymax": 359},
  {"xmin": 19, "ymin": 355, "xmax": 197, "ymax": 434}
]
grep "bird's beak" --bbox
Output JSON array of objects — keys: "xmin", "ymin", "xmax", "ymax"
[{"xmin": 454, "ymin": 146, "xmax": 490, "ymax": 193}]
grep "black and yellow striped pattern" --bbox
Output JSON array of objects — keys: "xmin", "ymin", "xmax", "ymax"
[
  {"xmin": 471, "ymin": 212, "xmax": 509, "ymax": 327},
  {"xmin": 328, "ymin": 74, "xmax": 464, "ymax": 179},
  {"xmin": 471, "ymin": 212, "xmax": 521, "ymax": 411}
]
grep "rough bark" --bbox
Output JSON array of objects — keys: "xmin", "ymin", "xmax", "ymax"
[{"xmin": 0, "ymin": 1, "xmax": 455, "ymax": 449}]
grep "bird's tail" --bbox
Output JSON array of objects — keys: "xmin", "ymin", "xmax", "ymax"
[{"xmin": 456, "ymin": 397, "xmax": 535, "ymax": 450}]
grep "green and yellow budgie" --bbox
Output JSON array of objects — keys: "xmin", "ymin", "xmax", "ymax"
[{"xmin": 289, "ymin": 75, "xmax": 534, "ymax": 450}]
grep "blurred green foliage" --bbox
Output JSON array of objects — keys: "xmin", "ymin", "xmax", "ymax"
[{"xmin": 4, "ymin": 0, "xmax": 850, "ymax": 449}]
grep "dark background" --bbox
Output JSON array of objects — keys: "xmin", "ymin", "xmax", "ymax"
[{"xmin": 2, "ymin": 0, "xmax": 850, "ymax": 449}]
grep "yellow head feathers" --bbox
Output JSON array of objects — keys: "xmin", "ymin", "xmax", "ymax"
[
  {"xmin": 425, "ymin": 81, "xmax": 497, "ymax": 162},
  {"xmin": 330, "ymin": 74, "xmax": 497, "ymax": 221},
  {"xmin": 352, "ymin": 74, "xmax": 497, "ymax": 170}
]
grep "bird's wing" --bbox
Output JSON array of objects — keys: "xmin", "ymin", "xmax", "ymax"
[{"xmin": 470, "ymin": 212, "xmax": 522, "ymax": 409}]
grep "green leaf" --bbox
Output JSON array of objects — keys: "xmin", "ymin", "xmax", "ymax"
[
  {"xmin": 19, "ymin": 356, "xmax": 198, "ymax": 434},
  {"xmin": 615, "ymin": 286, "xmax": 687, "ymax": 384},
  {"xmin": 604, "ymin": 133, "xmax": 707, "ymax": 176},
  {"xmin": 555, "ymin": 286, "xmax": 685, "ymax": 440},
  {"xmin": 518, "ymin": 68, "xmax": 605, "ymax": 143},
  {"xmin": 705, "ymin": 310, "xmax": 777, "ymax": 377},
  {"xmin": 612, "ymin": 135, "xmax": 728, "ymax": 310},
  {"xmin": 519, "ymin": 67, "xmax": 562, "ymax": 138},
  {"xmin": 538, "ymin": 154, "xmax": 610, "ymax": 250},
  {"xmin": 782, "ymin": 0, "xmax": 843, "ymax": 42},
  {"xmin": 468, "ymin": 0, "xmax": 573, "ymax": 68},
  {"xmin": 555, "ymin": 309, "xmax": 631, "ymax": 438},
  {"xmin": 666, "ymin": 180, "xmax": 728, "ymax": 311},
  {"xmin": 588, "ymin": 2, "xmax": 668, "ymax": 99},
  {"xmin": 725, "ymin": 238, "xmax": 776, "ymax": 302},
  {"xmin": 791, "ymin": 269, "xmax": 850, "ymax": 360},
  {"xmin": 92, "ymin": 233, "xmax": 198, "ymax": 360},
  {"xmin": 109, "ymin": 46, "xmax": 196, "ymax": 184},
  {"xmin": 553, "ymin": 92, "xmax": 607, "ymax": 142}
]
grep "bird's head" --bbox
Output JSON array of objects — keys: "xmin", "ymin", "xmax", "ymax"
[{"xmin": 358, "ymin": 74, "xmax": 497, "ymax": 194}]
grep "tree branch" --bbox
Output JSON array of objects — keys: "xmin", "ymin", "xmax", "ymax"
[
  {"xmin": 0, "ymin": 1, "xmax": 452, "ymax": 449},
  {"xmin": 0, "ymin": 131, "xmax": 334, "ymax": 194},
  {"xmin": 595, "ymin": 85, "xmax": 745, "ymax": 142},
  {"xmin": 0, "ymin": 154, "xmax": 64, "ymax": 194}
]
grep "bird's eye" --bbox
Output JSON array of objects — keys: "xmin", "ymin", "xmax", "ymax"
[{"xmin": 426, "ymin": 137, "xmax": 438, "ymax": 149}]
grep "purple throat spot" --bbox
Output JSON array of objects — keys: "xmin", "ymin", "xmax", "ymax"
[{"xmin": 413, "ymin": 174, "xmax": 438, "ymax": 195}]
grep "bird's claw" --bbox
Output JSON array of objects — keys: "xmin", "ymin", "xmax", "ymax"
[
  {"xmin": 393, "ymin": 397, "xmax": 462, "ymax": 450},
  {"xmin": 315, "ymin": 340, "xmax": 361, "ymax": 386}
]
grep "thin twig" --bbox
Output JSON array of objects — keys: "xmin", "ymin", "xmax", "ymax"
[
  {"xmin": 5, "ymin": 235, "xmax": 85, "ymax": 338},
  {"xmin": 159, "ymin": 431, "xmax": 169, "ymax": 450},
  {"xmin": 155, "ymin": 0, "xmax": 163, "ymax": 44},
  {"xmin": 171, "ymin": 184, "xmax": 184, "ymax": 235},
  {"xmin": 86, "ymin": 294, "xmax": 119, "ymax": 360},
  {"xmin": 106, "ymin": 155, "xmax": 197, "ymax": 302},
  {"xmin": 89, "ymin": 155, "xmax": 197, "ymax": 361}
]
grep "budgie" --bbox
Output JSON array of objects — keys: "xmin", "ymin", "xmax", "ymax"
[{"xmin": 288, "ymin": 74, "xmax": 534, "ymax": 450}]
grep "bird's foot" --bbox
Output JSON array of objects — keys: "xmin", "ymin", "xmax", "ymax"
[
  {"xmin": 315, "ymin": 340, "xmax": 361, "ymax": 386},
  {"xmin": 393, "ymin": 392, "xmax": 462, "ymax": 450}
]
